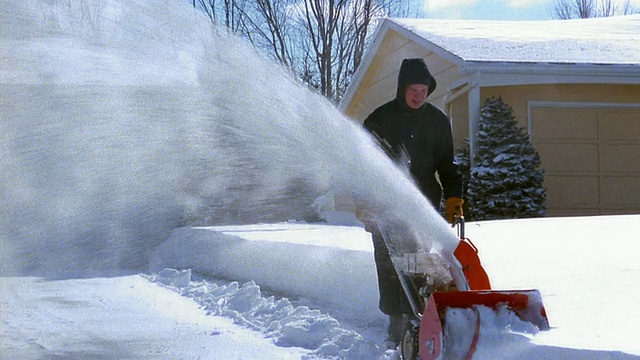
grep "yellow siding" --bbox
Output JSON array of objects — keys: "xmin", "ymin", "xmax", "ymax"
[
  {"xmin": 448, "ymin": 95, "xmax": 470, "ymax": 149},
  {"xmin": 481, "ymin": 84, "xmax": 640, "ymax": 130},
  {"xmin": 345, "ymin": 30, "xmax": 458, "ymax": 123}
]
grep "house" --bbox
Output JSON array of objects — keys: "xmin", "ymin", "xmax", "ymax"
[{"xmin": 339, "ymin": 15, "xmax": 640, "ymax": 216}]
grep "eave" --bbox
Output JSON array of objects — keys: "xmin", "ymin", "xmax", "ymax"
[{"xmin": 457, "ymin": 61, "xmax": 640, "ymax": 88}]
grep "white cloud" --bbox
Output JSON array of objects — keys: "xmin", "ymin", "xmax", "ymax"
[
  {"xmin": 507, "ymin": 0, "xmax": 548, "ymax": 7},
  {"xmin": 424, "ymin": 0, "xmax": 546, "ymax": 11},
  {"xmin": 423, "ymin": 0, "xmax": 639, "ymax": 19},
  {"xmin": 509, "ymin": 0, "xmax": 640, "ymax": 9},
  {"xmin": 423, "ymin": 0, "xmax": 479, "ymax": 12}
]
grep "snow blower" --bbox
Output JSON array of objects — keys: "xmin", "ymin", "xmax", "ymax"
[{"xmin": 377, "ymin": 217, "xmax": 549, "ymax": 360}]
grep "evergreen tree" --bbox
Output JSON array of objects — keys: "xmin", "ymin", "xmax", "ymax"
[
  {"xmin": 454, "ymin": 139, "xmax": 471, "ymax": 219},
  {"xmin": 467, "ymin": 97, "xmax": 546, "ymax": 220}
]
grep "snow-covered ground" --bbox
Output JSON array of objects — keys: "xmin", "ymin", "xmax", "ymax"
[
  {"xmin": 2, "ymin": 1, "xmax": 639, "ymax": 359},
  {"xmin": 3, "ymin": 215, "xmax": 639, "ymax": 359}
]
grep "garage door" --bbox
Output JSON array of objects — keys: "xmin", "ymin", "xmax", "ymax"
[{"xmin": 530, "ymin": 104, "xmax": 640, "ymax": 216}]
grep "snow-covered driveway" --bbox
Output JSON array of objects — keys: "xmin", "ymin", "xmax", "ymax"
[{"xmin": 0, "ymin": 275, "xmax": 307, "ymax": 360}]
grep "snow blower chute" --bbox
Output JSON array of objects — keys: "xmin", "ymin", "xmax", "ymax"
[{"xmin": 377, "ymin": 217, "xmax": 549, "ymax": 360}]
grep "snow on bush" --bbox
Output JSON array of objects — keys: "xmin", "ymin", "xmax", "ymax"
[{"xmin": 466, "ymin": 97, "xmax": 546, "ymax": 220}]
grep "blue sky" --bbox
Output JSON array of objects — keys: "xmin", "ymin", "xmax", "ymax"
[
  {"xmin": 422, "ymin": 0, "xmax": 560, "ymax": 20},
  {"xmin": 424, "ymin": 0, "xmax": 600, "ymax": 20},
  {"xmin": 422, "ymin": 0, "xmax": 640, "ymax": 20}
]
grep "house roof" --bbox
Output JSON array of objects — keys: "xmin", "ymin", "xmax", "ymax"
[
  {"xmin": 340, "ymin": 15, "xmax": 640, "ymax": 111},
  {"xmin": 391, "ymin": 15, "xmax": 640, "ymax": 66}
]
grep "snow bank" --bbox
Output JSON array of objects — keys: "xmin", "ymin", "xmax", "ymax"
[
  {"xmin": 150, "ymin": 216, "xmax": 640, "ymax": 359},
  {"xmin": 148, "ymin": 269, "xmax": 390, "ymax": 359},
  {"xmin": 149, "ymin": 222, "xmax": 566, "ymax": 359},
  {"xmin": 148, "ymin": 266, "xmax": 551, "ymax": 360},
  {"xmin": 150, "ymin": 224, "xmax": 383, "ymax": 320}
]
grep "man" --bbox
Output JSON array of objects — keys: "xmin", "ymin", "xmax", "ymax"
[{"xmin": 359, "ymin": 58, "xmax": 463, "ymax": 346}]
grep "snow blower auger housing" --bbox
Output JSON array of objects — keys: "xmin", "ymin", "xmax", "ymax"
[{"xmin": 376, "ymin": 217, "xmax": 549, "ymax": 360}]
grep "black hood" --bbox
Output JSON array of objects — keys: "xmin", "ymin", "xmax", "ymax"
[{"xmin": 396, "ymin": 58, "xmax": 437, "ymax": 103}]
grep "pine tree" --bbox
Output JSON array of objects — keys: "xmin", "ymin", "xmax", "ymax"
[
  {"xmin": 467, "ymin": 97, "xmax": 546, "ymax": 220},
  {"xmin": 454, "ymin": 139, "xmax": 471, "ymax": 218}
]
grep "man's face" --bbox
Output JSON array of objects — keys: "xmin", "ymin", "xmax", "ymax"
[{"xmin": 404, "ymin": 84, "xmax": 429, "ymax": 109}]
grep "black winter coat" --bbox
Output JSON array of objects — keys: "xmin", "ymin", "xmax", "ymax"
[{"xmin": 363, "ymin": 99, "xmax": 462, "ymax": 208}]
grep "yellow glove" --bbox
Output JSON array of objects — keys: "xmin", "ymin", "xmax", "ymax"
[{"xmin": 445, "ymin": 197, "xmax": 464, "ymax": 224}]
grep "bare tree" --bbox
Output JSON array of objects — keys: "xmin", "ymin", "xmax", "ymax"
[
  {"xmin": 191, "ymin": 0, "xmax": 425, "ymax": 103},
  {"xmin": 193, "ymin": 0, "xmax": 216, "ymax": 22},
  {"xmin": 553, "ymin": 0, "xmax": 595, "ymax": 18},
  {"xmin": 552, "ymin": 0, "xmax": 638, "ymax": 18},
  {"xmin": 193, "ymin": 0, "xmax": 249, "ymax": 31},
  {"xmin": 553, "ymin": 0, "xmax": 573, "ymax": 18},
  {"xmin": 301, "ymin": 0, "xmax": 345, "ymax": 99},
  {"xmin": 578, "ymin": 0, "xmax": 596, "ymax": 17},
  {"xmin": 292, "ymin": 0, "xmax": 424, "ymax": 102},
  {"xmin": 598, "ymin": 0, "xmax": 616, "ymax": 16},
  {"xmin": 350, "ymin": 0, "xmax": 372, "ymax": 72},
  {"xmin": 621, "ymin": 0, "xmax": 639, "ymax": 14},
  {"xmin": 244, "ymin": 0, "xmax": 294, "ymax": 66}
]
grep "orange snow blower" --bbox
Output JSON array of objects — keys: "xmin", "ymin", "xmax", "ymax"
[{"xmin": 377, "ymin": 217, "xmax": 549, "ymax": 360}]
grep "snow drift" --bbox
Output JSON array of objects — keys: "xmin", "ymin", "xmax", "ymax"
[
  {"xmin": 147, "ymin": 215, "xmax": 640, "ymax": 359},
  {"xmin": 151, "ymin": 223, "xmax": 381, "ymax": 318}
]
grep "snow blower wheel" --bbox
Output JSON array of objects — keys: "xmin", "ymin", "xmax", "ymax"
[{"xmin": 399, "ymin": 321, "xmax": 419, "ymax": 360}]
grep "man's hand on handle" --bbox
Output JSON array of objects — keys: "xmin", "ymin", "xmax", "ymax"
[{"xmin": 445, "ymin": 197, "xmax": 464, "ymax": 224}]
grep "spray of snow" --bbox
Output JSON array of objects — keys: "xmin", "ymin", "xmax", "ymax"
[{"xmin": 0, "ymin": 0, "xmax": 460, "ymax": 278}]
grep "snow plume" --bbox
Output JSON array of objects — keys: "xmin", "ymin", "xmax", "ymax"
[
  {"xmin": 0, "ymin": 0, "xmax": 459, "ymax": 277},
  {"xmin": 148, "ymin": 269, "xmax": 388, "ymax": 359}
]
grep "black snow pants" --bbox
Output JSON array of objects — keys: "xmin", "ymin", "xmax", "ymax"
[{"xmin": 366, "ymin": 222, "xmax": 412, "ymax": 316}]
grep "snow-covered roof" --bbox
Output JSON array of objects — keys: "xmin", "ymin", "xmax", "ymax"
[
  {"xmin": 339, "ymin": 15, "xmax": 640, "ymax": 111},
  {"xmin": 390, "ymin": 15, "xmax": 640, "ymax": 66}
]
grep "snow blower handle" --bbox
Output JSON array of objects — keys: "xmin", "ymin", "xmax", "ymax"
[{"xmin": 453, "ymin": 215, "xmax": 465, "ymax": 240}]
